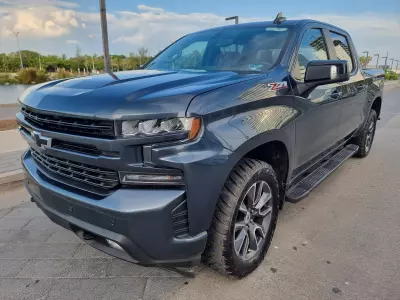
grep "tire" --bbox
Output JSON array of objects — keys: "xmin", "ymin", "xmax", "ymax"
[
  {"xmin": 353, "ymin": 109, "xmax": 377, "ymax": 158},
  {"xmin": 203, "ymin": 158, "xmax": 279, "ymax": 278}
]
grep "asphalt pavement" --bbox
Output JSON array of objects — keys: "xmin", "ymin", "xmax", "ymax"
[{"xmin": 0, "ymin": 86, "xmax": 399, "ymax": 300}]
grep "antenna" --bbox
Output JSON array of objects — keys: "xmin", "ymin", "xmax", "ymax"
[{"xmin": 273, "ymin": 12, "xmax": 286, "ymax": 24}]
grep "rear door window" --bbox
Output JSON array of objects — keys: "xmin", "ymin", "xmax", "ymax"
[{"xmin": 330, "ymin": 32, "xmax": 354, "ymax": 72}]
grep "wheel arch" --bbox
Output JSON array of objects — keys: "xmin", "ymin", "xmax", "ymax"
[
  {"xmin": 242, "ymin": 140, "xmax": 289, "ymax": 209},
  {"xmin": 371, "ymin": 96, "xmax": 382, "ymax": 118}
]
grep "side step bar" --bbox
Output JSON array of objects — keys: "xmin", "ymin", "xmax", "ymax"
[{"xmin": 286, "ymin": 144, "xmax": 359, "ymax": 203}]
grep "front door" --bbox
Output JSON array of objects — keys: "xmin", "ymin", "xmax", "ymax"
[{"xmin": 291, "ymin": 28, "xmax": 342, "ymax": 171}]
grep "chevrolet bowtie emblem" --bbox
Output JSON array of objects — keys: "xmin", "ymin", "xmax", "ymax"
[{"xmin": 31, "ymin": 131, "xmax": 52, "ymax": 149}]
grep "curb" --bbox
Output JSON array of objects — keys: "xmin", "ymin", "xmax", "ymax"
[{"xmin": 0, "ymin": 169, "xmax": 25, "ymax": 191}]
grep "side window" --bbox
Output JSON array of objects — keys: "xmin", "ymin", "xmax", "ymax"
[
  {"xmin": 330, "ymin": 32, "xmax": 354, "ymax": 72},
  {"xmin": 294, "ymin": 29, "xmax": 328, "ymax": 81}
]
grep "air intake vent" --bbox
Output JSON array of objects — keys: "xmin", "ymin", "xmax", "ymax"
[{"xmin": 171, "ymin": 200, "xmax": 189, "ymax": 238}]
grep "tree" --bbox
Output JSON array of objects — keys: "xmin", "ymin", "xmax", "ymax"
[
  {"xmin": 359, "ymin": 56, "xmax": 372, "ymax": 69},
  {"xmin": 137, "ymin": 47, "xmax": 148, "ymax": 65},
  {"xmin": 128, "ymin": 52, "xmax": 139, "ymax": 70}
]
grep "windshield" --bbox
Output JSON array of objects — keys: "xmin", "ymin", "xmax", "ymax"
[{"xmin": 145, "ymin": 26, "xmax": 292, "ymax": 73}]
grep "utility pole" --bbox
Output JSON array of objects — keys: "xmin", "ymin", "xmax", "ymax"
[
  {"xmin": 225, "ymin": 16, "xmax": 239, "ymax": 24},
  {"xmin": 374, "ymin": 53, "xmax": 379, "ymax": 68},
  {"xmin": 395, "ymin": 60, "xmax": 399, "ymax": 73},
  {"xmin": 13, "ymin": 32, "xmax": 23, "ymax": 69},
  {"xmin": 99, "ymin": 0, "xmax": 111, "ymax": 73},
  {"xmin": 362, "ymin": 51, "xmax": 369, "ymax": 68},
  {"xmin": 389, "ymin": 58, "xmax": 394, "ymax": 71},
  {"xmin": 38, "ymin": 53, "xmax": 42, "ymax": 71}
]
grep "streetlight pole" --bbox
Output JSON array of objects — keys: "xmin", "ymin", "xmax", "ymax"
[
  {"xmin": 374, "ymin": 53, "xmax": 379, "ymax": 68},
  {"xmin": 362, "ymin": 51, "xmax": 369, "ymax": 68},
  {"xmin": 225, "ymin": 16, "xmax": 239, "ymax": 24},
  {"xmin": 89, "ymin": 35, "xmax": 96, "ymax": 73},
  {"xmin": 99, "ymin": 0, "xmax": 111, "ymax": 73},
  {"xmin": 384, "ymin": 52, "xmax": 388, "ymax": 72},
  {"xmin": 13, "ymin": 32, "xmax": 23, "ymax": 69},
  {"xmin": 389, "ymin": 58, "xmax": 394, "ymax": 71}
]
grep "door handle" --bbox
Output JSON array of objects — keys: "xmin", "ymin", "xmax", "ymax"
[
  {"xmin": 357, "ymin": 84, "xmax": 365, "ymax": 91},
  {"xmin": 329, "ymin": 91, "xmax": 342, "ymax": 100}
]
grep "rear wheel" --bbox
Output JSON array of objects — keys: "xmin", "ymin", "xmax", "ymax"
[
  {"xmin": 203, "ymin": 158, "xmax": 279, "ymax": 278},
  {"xmin": 354, "ymin": 110, "xmax": 377, "ymax": 158}
]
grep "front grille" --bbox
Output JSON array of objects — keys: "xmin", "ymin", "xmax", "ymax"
[
  {"xmin": 21, "ymin": 107, "xmax": 114, "ymax": 138},
  {"xmin": 171, "ymin": 200, "xmax": 189, "ymax": 238},
  {"xmin": 52, "ymin": 140, "xmax": 102, "ymax": 156},
  {"xmin": 31, "ymin": 149, "xmax": 119, "ymax": 189}
]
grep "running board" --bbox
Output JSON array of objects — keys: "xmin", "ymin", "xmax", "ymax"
[{"xmin": 286, "ymin": 144, "xmax": 359, "ymax": 203}]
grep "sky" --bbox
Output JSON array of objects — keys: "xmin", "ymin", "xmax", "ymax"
[{"xmin": 0, "ymin": 0, "xmax": 399, "ymax": 66}]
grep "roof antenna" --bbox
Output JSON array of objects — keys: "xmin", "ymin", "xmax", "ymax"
[{"xmin": 273, "ymin": 12, "xmax": 286, "ymax": 24}]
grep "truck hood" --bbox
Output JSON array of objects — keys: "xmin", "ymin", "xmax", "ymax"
[{"xmin": 19, "ymin": 70, "xmax": 256, "ymax": 120}]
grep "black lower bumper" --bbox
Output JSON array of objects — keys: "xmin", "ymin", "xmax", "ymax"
[{"xmin": 23, "ymin": 150, "xmax": 207, "ymax": 267}]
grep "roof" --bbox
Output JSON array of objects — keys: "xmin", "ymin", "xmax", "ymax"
[{"xmin": 194, "ymin": 19, "xmax": 347, "ymax": 35}]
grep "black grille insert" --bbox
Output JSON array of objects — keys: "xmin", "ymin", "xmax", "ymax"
[
  {"xmin": 171, "ymin": 200, "xmax": 189, "ymax": 238},
  {"xmin": 21, "ymin": 107, "xmax": 114, "ymax": 138},
  {"xmin": 52, "ymin": 140, "xmax": 102, "ymax": 156},
  {"xmin": 31, "ymin": 149, "xmax": 119, "ymax": 189}
]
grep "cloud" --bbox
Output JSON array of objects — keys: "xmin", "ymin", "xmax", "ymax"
[
  {"xmin": 137, "ymin": 5, "xmax": 164, "ymax": 13},
  {"xmin": 109, "ymin": 6, "xmax": 400, "ymax": 59},
  {"xmin": 0, "ymin": 0, "xmax": 79, "ymax": 9},
  {"xmin": 111, "ymin": 5, "xmax": 262, "ymax": 53},
  {"xmin": 0, "ymin": 2, "xmax": 83, "ymax": 38},
  {"xmin": 66, "ymin": 39, "xmax": 79, "ymax": 44}
]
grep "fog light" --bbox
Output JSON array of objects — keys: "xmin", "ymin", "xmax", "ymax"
[
  {"xmin": 119, "ymin": 172, "xmax": 184, "ymax": 186},
  {"xmin": 106, "ymin": 239, "xmax": 124, "ymax": 251}
]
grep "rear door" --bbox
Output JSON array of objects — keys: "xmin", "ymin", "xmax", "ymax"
[
  {"xmin": 328, "ymin": 31, "xmax": 366, "ymax": 139},
  {"xmin": 291, "ymin": 26, "xmax": 342, "ymax": 171}
]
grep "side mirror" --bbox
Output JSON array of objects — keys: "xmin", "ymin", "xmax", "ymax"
[{"xmin": 305, "ymin": 60, "xmax": 350, "ymax": 85}]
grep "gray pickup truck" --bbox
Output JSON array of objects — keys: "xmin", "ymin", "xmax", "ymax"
[{"xmin": 18, "ymin": 16, "xmax": 384, "ymax": 278}]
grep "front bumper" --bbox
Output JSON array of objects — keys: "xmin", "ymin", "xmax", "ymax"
[{"xmin": 23, "ymin": 150, "xmax": 207, "ymax": 266}]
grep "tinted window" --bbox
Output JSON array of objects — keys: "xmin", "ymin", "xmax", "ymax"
[
  {"xmin": 294, "ymin": 29, "xmax": 328, "ymax": 81},
  {"xmin": 146, "ymin": 26, "xmax": 292, "ymax": 73},
  {"xmin": 330, "ymin": 32, "xmax": 354, "ymax": 72}
]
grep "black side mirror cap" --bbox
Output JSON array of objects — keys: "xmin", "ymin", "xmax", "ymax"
[{"xmin": 305, "ymin": 60, "xmax": 350, "ymax": 85}]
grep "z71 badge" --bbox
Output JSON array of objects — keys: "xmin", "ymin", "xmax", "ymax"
[{"xmin": 267, "ymin": 81, "xmax": 288, "ymax": 91}]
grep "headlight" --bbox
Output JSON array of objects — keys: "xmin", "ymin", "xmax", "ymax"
[{"xmin": 121, "ymin": 117, "xmax": 201, "ymax": 139}]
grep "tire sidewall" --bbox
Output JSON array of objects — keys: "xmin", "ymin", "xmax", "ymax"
[
  {"xmin": 226, "ymin": 167, "xmax": 279, "ymax": 277},
  {"xmin": 365, "ymin": 111, "xmax": 377, "ymax": 154},
  {"xmin": 354, "ymin": 109, "xmax": 377, "ymax": 158},
  {"xmin": 361, "ymin": 110, "xmax": 377, "ymax": 156}
]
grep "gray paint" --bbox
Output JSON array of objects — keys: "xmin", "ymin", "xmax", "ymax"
[{"xmin": 19, "ymin": 19, "xmax": 383, "ymax": 266}]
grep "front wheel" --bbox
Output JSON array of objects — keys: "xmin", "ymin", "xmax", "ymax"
[
  {"xmin": 353, "ymin": 110, "xmax": 377, "ymax": 158},
  {"xmin": 203, "ymin": 158, "xmax": 279, "ymax": 278}
]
